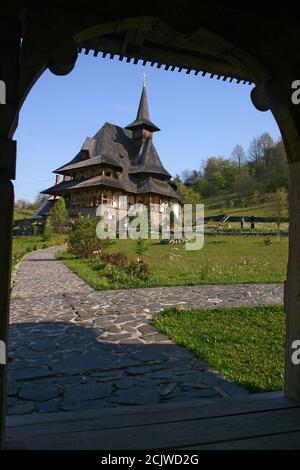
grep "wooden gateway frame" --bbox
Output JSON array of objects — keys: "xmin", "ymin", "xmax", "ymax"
[{"xmin": 1, "ymin": 1, "xmax": 300, "ymax": 448}]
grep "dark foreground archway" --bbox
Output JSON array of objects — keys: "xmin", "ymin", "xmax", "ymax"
[{"xmin": 1, "ymin": 1, "xmax": 300, "ymax": 448}]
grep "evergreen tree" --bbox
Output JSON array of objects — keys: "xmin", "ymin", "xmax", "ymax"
[{"xmin": 50, "ymin": 197, "xmax": 67, "ymax": 231}]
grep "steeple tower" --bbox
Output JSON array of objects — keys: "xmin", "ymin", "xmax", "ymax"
[{"xmin": 125, "ymin": 81, "xmax": 160, "ymax": 141}]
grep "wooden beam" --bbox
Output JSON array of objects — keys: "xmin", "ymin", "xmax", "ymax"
[
  {"xmin": 0, "ymin": 19, "xmax": 21, "ymax": 450},
  {"xmin": 6, "ymin": 393, "xmax": 288, "ymax": 437},
  {"xmin": 78, "ymin": 29, "xmax": 255, "ymax": 83},
  {"xmin": 285, "ymin": 160, "xmax": 300, "ymax": 400},
  {"xmin": 264, "ymin": 88, "xmax": 300, "ymax": 398},
  {"xmin": 0, "ymin": 173, "xmax": 13, "ymax": 451},
  {"xmin": 7, "ymin": 397, "xmax": 300, "ymax": 450}
]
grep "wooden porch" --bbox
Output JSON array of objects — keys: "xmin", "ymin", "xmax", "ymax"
[{"xmin": 5, "ymin": 392, "xmax": 300, "ymax": 450}]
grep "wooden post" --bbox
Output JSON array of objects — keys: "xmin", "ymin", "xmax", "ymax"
[
  {"xmin": 285, "ymin": 160, "xmax": 300, "ymax": 400},
  {"xmin": 0, "ymin": 17, "xmax": 21, "ymax": 447},
  {"xmin": 251, "ymin": 82, "xmax": 300, "ymax": 400},
  {"xmin": 0, "ymin": 173, "xmax": 14, "ymax": 448}
]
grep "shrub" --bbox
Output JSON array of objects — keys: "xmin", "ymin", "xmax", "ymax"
[
  {"xmin": 87, "ymin": 259, "xmax": 106, "ymax": 271},
  {"xmin": 99, "ymin": 251, "xmax": 129, "ymax": 269},
  {"xmin": 50, "ymin": 197, "xmax": 67, "ymax": 232},
  {"xmin": 32, "ymin": 225, "xmax": 38, "ymax": 236},
  {"xmin": 68, "ymin": 216, "xmax": 114, "ymax": 258},
  {"xmin": 42, "ymin": 224, "xmax": 54, "ymax": 242},
  {"xmin": 13, "ymin": 250, "xmax": 23, "ymax": 262},
  {"xmin": 135, "ymin": 239, "xmax": 148, "ymax": 259},
  {"xmin": 102, "ymin": 264, "xmax": 128, "ymax": 284},
  {"xmin": 264, "ymin": 237, "xmax": 273, "ymax": 246},
  {"xmin": 127, "ymin": 260, "xmax": 150, "ymax": 279}
]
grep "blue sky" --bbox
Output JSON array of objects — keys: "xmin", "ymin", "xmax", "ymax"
[{"xmin": 14, "ymin": 53, "xmax": 280, "ymax": 201}]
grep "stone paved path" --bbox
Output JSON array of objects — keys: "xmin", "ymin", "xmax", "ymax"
[{"xmin": 7, "ymin": 247, "xmax": 283, "ymax": 415}]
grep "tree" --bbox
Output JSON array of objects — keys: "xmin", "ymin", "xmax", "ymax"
[
  {"xmin": 42, "ymin": 224, "xmax": 54, "ymax": 241},
  {"xmin": 181, "ymin": 169, "xmax": 201, "ymax": 186},
  {"xmin": 15, "ymin": 199, "xmax": 32, "ymax": 210},
  {"xmin": 50, "ymin": 197, "xmax": 67, "ymax": 231},
  {"xmin": 173, "ymin": 174, "xmax": 182, "ymax": 185},
  {"xmin": 177, "ymin": 182, "xmax": 203, "ymax": 205},
  {"xmin": 33, "ymin": 193, "xmax": 48, "ymax": 210},
  {"xmin": 266, "ymin": 187, "xmax": 289, "ymax": 229},
  {"xmin": 231, "ymin": 144, "xmax": 246, "ymax": 169},
  {"xmin": 267, "ymin": 140, "xmax": 288, "ymax": 191},
  {"xmin": 68, "ymin": 216, "xmax": 114, "ymax": 258},
  {"xmin": 234, "ymin": 167, "xmax": 255, "ymax": 198},
  {"xmin": 192, "ymin": 178, "xmax": 206, "ymax": 195},
  {"xmin": 248, "ymin": 133, "xmax": 274, "ymax": 184},
  {"xmin": 203, "ymin": 156, "xmax": 238, "ymax": 195},
  {"xmin": 135, "ymin": 239, "xmax": 148, "ymax": 261},
  {"xmin": 248, "ymin": 133, "xmax": 274, "ymax": 164}
]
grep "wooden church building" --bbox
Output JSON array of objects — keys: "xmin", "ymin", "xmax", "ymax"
[{"xmin": 42, "ymin": 84, "xmax": 178, "ymax": 217}]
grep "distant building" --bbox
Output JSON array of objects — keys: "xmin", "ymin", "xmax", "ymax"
[{"xmin": 42, "ymin": 83, "xmax": 178, "ymax": 218}]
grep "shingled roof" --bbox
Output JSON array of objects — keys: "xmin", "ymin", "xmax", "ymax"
[
  {"xmin": 43, "ymin": 84, "xmax": 178, "ymax": 200},
  {"xmin": 125, "ymin": 85, "xmax": 160, "ymax": 132},
  {"xmin": 129, "ymin": 138, "xmax": 171, "ymax": 178},
  {"xmin": 137, "ymin": 177, "xmax": 179, "ymax": 198},
  {"xmin": 55, "ymin": 153, "xmax": 122, "ymax": 173}
]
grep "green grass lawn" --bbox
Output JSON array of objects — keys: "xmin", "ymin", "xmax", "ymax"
[
  {"xmin": 14, "ymin": 208, "xmax": 35, "ymax": 220},
  {"xmin": 58, "ymin": 235, "xmax": 288, "ymax": 290},
  {"xmin": 13, "ymin": 234, "xmax": 66, "ymax": 269},
  {"xmin": 153, "ymin": 305, "xmax": 285, "ymax": 392}
]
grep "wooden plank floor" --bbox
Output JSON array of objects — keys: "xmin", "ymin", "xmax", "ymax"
[{"xmin": 5, "ymin": 392, "xmax": 300, "ymax": 450}]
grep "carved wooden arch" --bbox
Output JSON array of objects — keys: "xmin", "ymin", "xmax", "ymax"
[
  {"xmin": 17, "ymin": 15, "xmax": 272, "ymax": 130},
  {"xmin": 2, "ymin": 10, "xmax": 300, "ymax": 449},
  {"xmin": 73, "ymin": 17, "xmax": 268, "ymax": 82},
  {"xmin": 43, "ymin": 18, "xmax": 300, "ymax": 402},
  {"xmin": 17, "ymin": 16, "xmax": 300, "ymax": 403}
]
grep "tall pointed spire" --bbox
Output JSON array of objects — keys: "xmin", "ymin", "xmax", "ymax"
[
  {"xmin": 136, "ymin": 83, "xmax": 150, "ymax": 122},
  {"xmin": 125, "ymin": 81, "xmax": 160, "ymax": 133}
]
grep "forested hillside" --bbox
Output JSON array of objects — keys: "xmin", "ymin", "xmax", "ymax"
[{"xmin": 175, "ymin": 132, "xmax": 288, "ymax": 217}]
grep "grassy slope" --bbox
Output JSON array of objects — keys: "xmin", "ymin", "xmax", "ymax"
[
  {"xmin": 154, "ymin": 305, "xmax": 285, "ymax": 392},
  {"xmin": 14, "ymin": 208, "xmax": 35, "ymax": 220},
  {"xmin": 204, "ymin": 191, "xmax": 281, "ymax": 217},
  {"xmin": 59, "ymin": 236, "xmax": 288, "ymax": 290}
]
